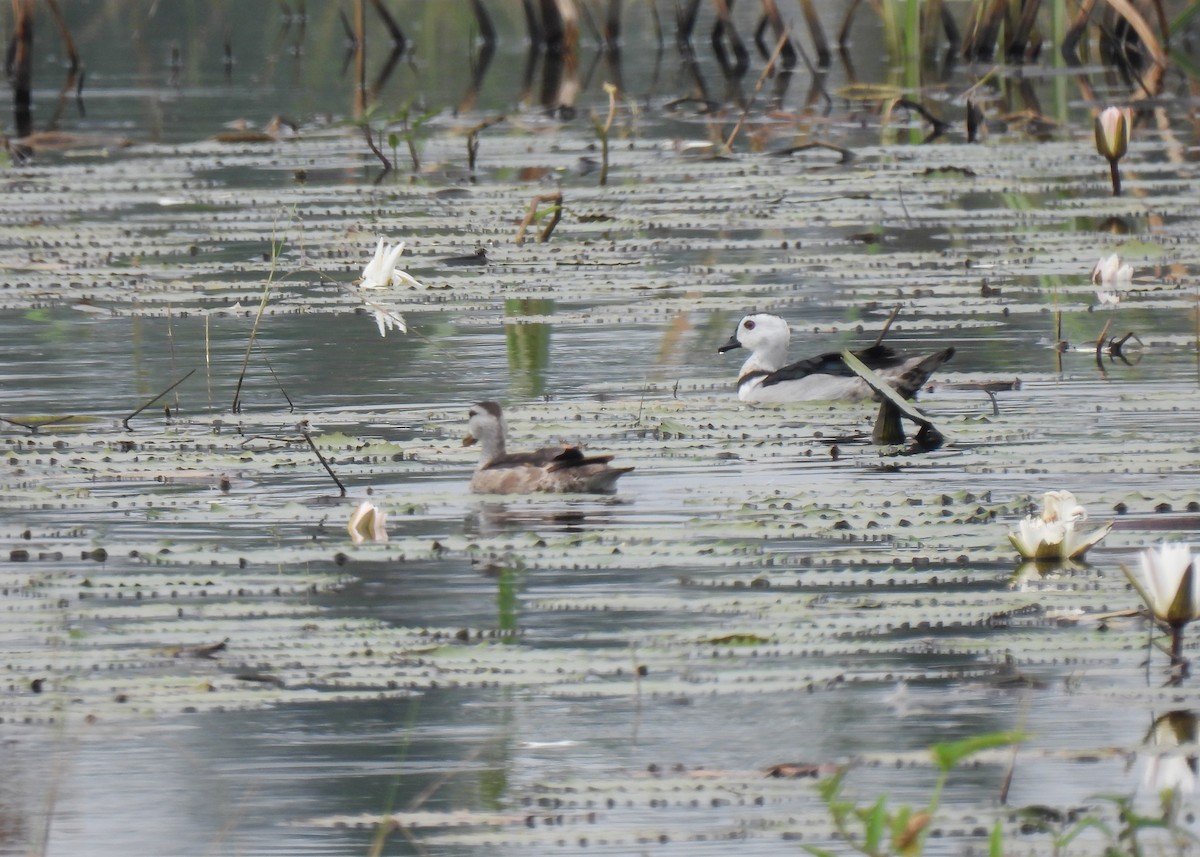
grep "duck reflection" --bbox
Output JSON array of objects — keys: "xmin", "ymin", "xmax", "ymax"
[{"xmin": 465, "ymin": 500, "xmax": 627, "ymax": 537}]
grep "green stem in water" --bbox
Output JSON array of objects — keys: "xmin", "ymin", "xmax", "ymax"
[{"xmin": 1109, "ymin": 157, "xmax": 1122, "ymax": 196}]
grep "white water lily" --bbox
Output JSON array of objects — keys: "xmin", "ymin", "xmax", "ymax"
[
  {"xmin": 1040, "ymin": 489, "xmax": 1087, "ymax": 524},
  {"xmin": 1007, "ymin": 490, "xmax": 1111, "ymax": 561},
  {"xmin": 1091, "ymin": 253, "xmax": 1132, "ymax": 304},
  {"xmin": 358, "ymin": 237, "xmax": 420, "ymax": 337},
  {"xmin": 348, "ymin": 501, "xmax": 388, "ymax": 544},
  {"xmin": 1091, "ymin": 253, "xmax": 1133, "ymax": 287},
  {"xmin": 1125, "ymin": 543, "xmax": 1200, "ymax": 627},
  {"xmin": 361, "ymin": 237, "xmax": 423, "ymax": 289}
]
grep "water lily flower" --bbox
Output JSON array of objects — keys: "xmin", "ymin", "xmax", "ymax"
[
  {"xmin": 1007, "ymin": 490, "xmax": 1111, "ymax": 561},
  {"xmin": 348, "ymin": 500, "xmax": 388, "ymax": 544},
  {"xmin": 1091, "ymin": 253, "xmax": 1133, "ymax": 287},
  {"xmin": 1039, "ymin": 489, "xmax": 1086, "ymax": 524},
  {"xmin": 1092, "ymin": 253, "xmax": 1132, "ymax": 306},
  {"xmin": 358, "ymin": 237, "xmax": 421, "ymax": 336},
  {"xmin": 360, "ymin": 237, "xmax": 423, "ymax": 289},
  {"xmin": 1125, "ymin": 544, "xmax": 1199, "ymax": 627},
  {"xmin": 1124, "ymin": 544, "xmax": 1200, "ymax": 683},
  {"xmin": 1094, "ymin": 106, "xmax": 1132, "ymax": 196}
]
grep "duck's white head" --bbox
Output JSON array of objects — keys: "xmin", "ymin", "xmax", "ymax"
[
  {"xmin": 718, "ymin": 313, "xmax": 792, "ymax": 372},
  {"xmin": 464, "ymin": 401, "xmax": 507, "ymax": 463}
]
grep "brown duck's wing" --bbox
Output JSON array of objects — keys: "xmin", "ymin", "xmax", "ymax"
[
  {"xmin": 481, "ymin": 445, "xmax": 574, "ymax": 471},
  {"xmin": 547, "ymin": 445, "xmax": 617, "ymax": 472}
]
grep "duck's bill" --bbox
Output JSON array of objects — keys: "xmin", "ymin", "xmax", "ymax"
[
  {"xmin": 717, "ymin": 334, "xmax": 742, "ymax": 354},
  {"xmin": 463, "ymin": 435, "xmax": 477, "ymax": 447}
]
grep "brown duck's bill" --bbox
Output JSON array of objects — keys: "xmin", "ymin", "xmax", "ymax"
[
  {"xmin": 717, "ymin": 334, "xmax": 742, "ymax": 354},
  {"xmin": 463, "ymin": 434, "xmax": 477, "ymax": 447}
]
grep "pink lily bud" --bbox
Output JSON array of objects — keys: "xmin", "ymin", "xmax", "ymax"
[{"xmin": 1094, "ymin": 106, "xmax": 1132, "ymax": 162}]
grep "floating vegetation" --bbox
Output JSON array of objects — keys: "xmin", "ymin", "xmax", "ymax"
[{"xmin": 5, "ymin": 2, "xmax": 1200, "ymax": 855}]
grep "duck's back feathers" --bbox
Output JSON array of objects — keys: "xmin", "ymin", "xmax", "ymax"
[
  {"xmin": 758, "ymin": 344, "xmax": 903, "ymax": 386},
  {"xmin": 471, "ymin": 446, "xmax": 633, "ymax": 494},
  {"xmin": 753, "ymin": 344, "xmax": 955, "ymax": 399}
]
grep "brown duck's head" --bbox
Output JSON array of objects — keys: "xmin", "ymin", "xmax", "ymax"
[{"xmin": 465, "ymin": 401, "xmax": 506, "ymax": 451}]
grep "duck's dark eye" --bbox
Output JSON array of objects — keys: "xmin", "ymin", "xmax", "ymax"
[{"xmin": 743, "ymin": 319, "xmax": 756, "ymax": 331}]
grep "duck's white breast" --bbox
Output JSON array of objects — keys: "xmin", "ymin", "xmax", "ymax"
[{"xmin": 738, "ymin": 373, "xmax": 874, "ymax": 403}]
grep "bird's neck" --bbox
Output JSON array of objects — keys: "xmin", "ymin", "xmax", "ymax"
[
  {"xmin": 478, "ymin": 433, "xmax": 505, "ymax": 465},
  {"xmin": 741, "ymin": 345, "xmax": 785, "ymax": 377}
]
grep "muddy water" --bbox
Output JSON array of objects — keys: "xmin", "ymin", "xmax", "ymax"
[{"xmin": 4, "ymin": 3, "xmax": 1200, "ymax": 856}]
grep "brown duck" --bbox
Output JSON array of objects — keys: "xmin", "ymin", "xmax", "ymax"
[{"xmin": 464, "ymin": 402, "xmax": 633, "ymax": 494}]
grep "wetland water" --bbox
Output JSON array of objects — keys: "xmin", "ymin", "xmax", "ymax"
[{"xmin": 5, "ymin": 2, "xmax": 1200, "ymax": 855}]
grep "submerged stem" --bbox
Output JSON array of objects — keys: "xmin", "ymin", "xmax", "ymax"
[{"xmin": 1170, "ymin": 623, "xmax": 1189, "ymax": 686}]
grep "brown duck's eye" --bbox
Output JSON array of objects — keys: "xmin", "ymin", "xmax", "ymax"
[{"xmin": 743, "ymin": 319, "xmax": 756, "ymax": 331}]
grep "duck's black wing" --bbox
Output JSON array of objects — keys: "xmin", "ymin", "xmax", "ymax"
[{"xmin": 759, "ymin": 344, "xmax": 902, "ymax": 388}]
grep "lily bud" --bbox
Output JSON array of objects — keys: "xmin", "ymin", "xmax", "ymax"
[
  {"xmin": 1094, "ymin": 106, "xmax": 1131, "ymax": 162},
  {"xmin": 348, "ymin": 501, "xmax": 389, "ymax": 544}
]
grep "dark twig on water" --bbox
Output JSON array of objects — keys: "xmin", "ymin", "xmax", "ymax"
[
  {"xmin": 1094, "ymin": 319, "xmax": 1112, "ymax": 357},
  {"xmin": 10, "ymin": 0, "xmax": 33, "ymax": 138},
  {"xmin": 362, "ymin": 124, "xmax": 393, "ymax": 174},
  {"xmin": 515, "ymin": 191, "xmax": 563, "ymax": 245},
  {"xmin": 300, "ymin": 422, "xmax": 346, "ymax": 497},
  {"xmin": 368, "ymin": 0, "xmax": 406, "ymax": 49},
  {"xmin": 872, "ymin": 304, "xmax": 903, "ymax": 347},
  {"xmin": 724, "ymin": 26, "xmax": 792, "ymax": 152},
  {"xmin": 45, "ymin": 0, "xmax": 80, "ymax": 73},
  {"xmin": 254, "ymin": 341, "xmax": 295, "ymax": 412},
  {"xmin": 338, "ymin": 8, "xmax": 357, "ymax": 47},
  {"xmin": 593, "ymin": 83, "xmax": 618, "ymax": 186},
  {"xmin": 797, "ymin": 0, "xmax": 831, "ymax": 66},
  {"xmin": 768, "ymin": 140, "xmax": 855, "ymax": 164},
  {"xmin": 466, "ymin": 114, "xmax": 505, "ymax": 172},
  {"xmin": 1092, "ymin": 315, "xmax": 1142, "ymax": 366},
  {"xmin": 939, "ymin": 379, "xmax": 1021, "ymax": 416},
  {"xmin": 888, "ymin": 98, "xmax": 950, "ymax": 142},
  {"xmin": 123, "ymin": 369, "xmax": 196, "ymax": 430}
]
